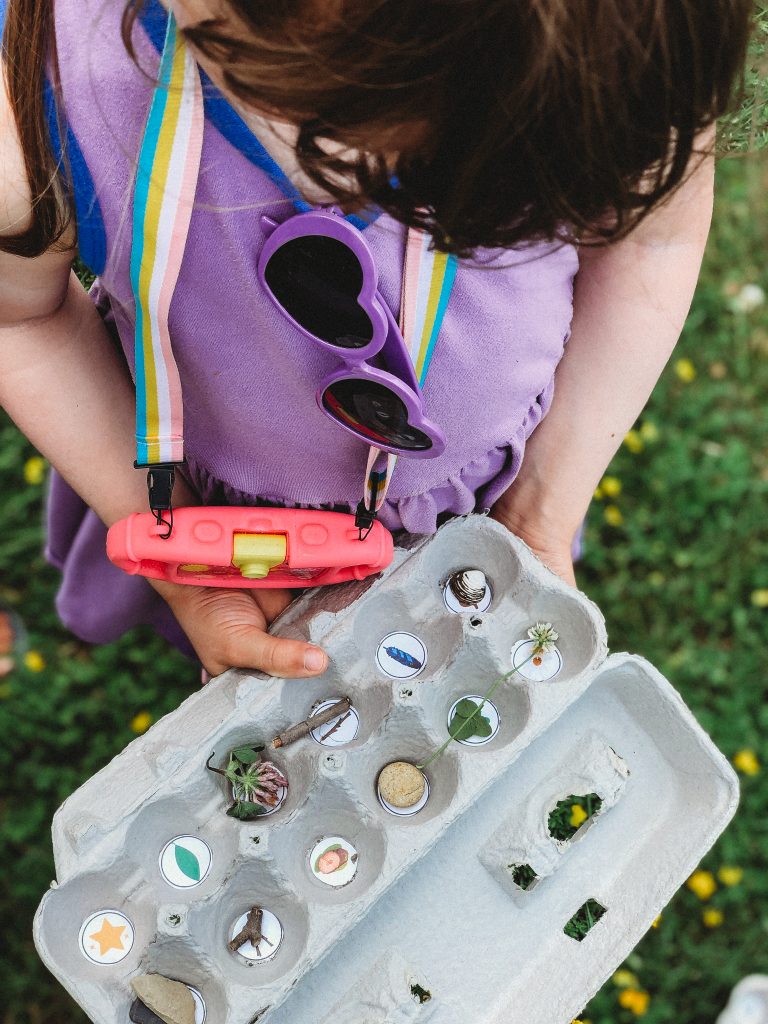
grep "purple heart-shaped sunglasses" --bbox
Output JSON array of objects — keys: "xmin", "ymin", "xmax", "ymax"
[{"xmin": 258, "ymin": 208, "xmax": 446, "ymax": 458}]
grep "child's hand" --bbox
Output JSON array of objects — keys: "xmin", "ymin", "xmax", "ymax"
[
  {"xmin": 489, "ymin": 508, "xmax": 576, "ymax": 587},
  {"xmin": 151, "ymin": 580, "xmax": 328, "ymax": 679}
]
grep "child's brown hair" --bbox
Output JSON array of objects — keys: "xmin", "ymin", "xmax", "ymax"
[{"xmin": 1, "ymin": 0, "xmax": 754, "ymax": 259}]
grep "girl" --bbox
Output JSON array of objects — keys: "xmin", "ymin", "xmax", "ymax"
[{"xmin": 0, "ymin": 0, "xmax": 753, "ymax": 678}]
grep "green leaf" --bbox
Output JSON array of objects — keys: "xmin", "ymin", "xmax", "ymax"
[
  {"xmin": 231, "ymin": 745, "xmax": 262, "ymax": 765},
  {"xmin": 227, "ymin": 801, "xmax": 267, "ymax": 820},
  {"xmin": 449, "ymin": 710, "xmax": 492, "ymax": 741},
  {"xmin": 473, "ymin": 714, "xmax": 493, "ymax": 738},
  {"xmin": 173, "ymin": 843, "xmax": 201, "ymax": 881},
  {"xmin": 454, "ymin": 698, "xmax": 479, "ymax": 718}
]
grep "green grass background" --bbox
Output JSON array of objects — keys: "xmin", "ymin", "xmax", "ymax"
[{"xmin": 1, "ymin": 160, "xmax": 767, "ymax": 1024}]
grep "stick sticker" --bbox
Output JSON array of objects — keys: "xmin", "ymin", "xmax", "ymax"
[
  {"xmin": 79, "ymin": 910, "xmax": 134, "ymax": 965},
  {"xmin": 376, "ymin": 632, "xmax": 427, "ymax": 679},
  {"xmin": 309, "ymin": 699, "xmax": 360, "ymax": 747},
  {"xmin": 229, "ymin": 908, "xmax": 283, "ymax": 962},
  {"xmin": 159, "ymin": 836, "xmax": 213, "ymax": 889}
]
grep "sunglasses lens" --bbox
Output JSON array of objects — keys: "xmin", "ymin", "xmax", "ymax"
[
  {"xmin": 322, "ymin": 379, "xmax": 432, "ymax": 451},
  {"xmin": 264, "ymin": 236, "xmax": 373, "ymax": 348}
]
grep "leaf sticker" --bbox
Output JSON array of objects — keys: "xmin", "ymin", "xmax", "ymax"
[{"xmin": 173, "ymin": 844, "xmax": 201, "ymax": 881}]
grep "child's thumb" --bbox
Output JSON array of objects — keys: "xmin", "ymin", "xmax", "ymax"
[{"xmin": 225, "ymin": 629, "xmax": 328, "ymax": 679}]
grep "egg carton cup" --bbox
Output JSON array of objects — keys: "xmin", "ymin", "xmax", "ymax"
[{"xmin": 33, "ymin": 515, "xmax": 737, "ymax": 1024}]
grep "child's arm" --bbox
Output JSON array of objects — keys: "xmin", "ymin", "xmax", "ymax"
[
  {"xmin": 0, "ymin": 82, "xmax": 327, "ymax": 679},
  {"xmin": 490, "ymin": 137, "xmax": 716, "ymax": 584}
]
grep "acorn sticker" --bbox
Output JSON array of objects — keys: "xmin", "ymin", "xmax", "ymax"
[
  {"xmin": 376, "ymin": 632, "xmax": 427, "ymax": 679},
  {"xmin": 309, "ymin": 836, "xmax": 359, "ymax": 887}
]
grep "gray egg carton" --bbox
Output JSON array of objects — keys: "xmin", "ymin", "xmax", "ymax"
[{"xmin": 33, "ymin": 515, "xmax": 738, "ymax": 1024}]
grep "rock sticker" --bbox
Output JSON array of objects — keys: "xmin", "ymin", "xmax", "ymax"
[
  {"xmin": 159, "ymin": 836, "xmax": 213, "ymax": 889},
  {"xmin": 309, "ymin": 836, "xmax": 359, "ymax": 887},
  {"xmin": 376, "ymin": 632, "xmax": 427, "ymax": 680},
  {"xmin": 78, "ymin": 910, "xmax": 134, "ymax": 965}
]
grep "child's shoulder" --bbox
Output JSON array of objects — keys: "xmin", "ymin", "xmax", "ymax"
[{"xmin": 0, "ymin": 71, "xmax": 74, "ymax": 320}]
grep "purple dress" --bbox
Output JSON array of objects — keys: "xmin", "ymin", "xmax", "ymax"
[{"xmin": 44, "ymin": 0, "xmax": 579, "ymax": 658}]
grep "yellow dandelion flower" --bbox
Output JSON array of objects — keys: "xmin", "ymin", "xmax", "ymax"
[
  {"xmin": 751, "ymin": 590, "xmax": 768, "ymax": 608},
  {"xmin": 717, "ymin": 866, "xmax": 743, "ymax": 887},
  {"xmin": 652, "ymin": 914, "xmax": 662, "ymax": 928},
  {"xmin": 569, "ymin": 804, "xmax": 588, "ymax": 828},
  {"xmin": 639, "ymin": 421, "xmax": 659, "ymax": 443},
  {"xmin": 733, "ymin": 749, "xmax": 760, "ymax": 776},
  {"xmin": 618, "ymin": 989, "xmax": 650, "ymax": 1016},
  {"xmin": 593, "ymin": 485, "xmax": 604, "ymax": 500},
  {"xmin": 702, "ymin": 908, "xmax": 724, "ymax": 928},
  {"xmin": 23, "ymin": 650, "xmax": 46, "ymax": 672},
  {"xmin": 624, "ymin": 430, "xmax": 644, "ymax": 454},
  {"xmin": 687, "ymin": 870, "xmax": 717, "ymax": 901},
  {"xmin": 604, "ymin": 505, "xmax": 624, "ymax": 527},
  {"xmin": 612, "ymin": 969, "xmax": 640, "ymax": 989},
  {"xmin": 130, "ymin": 710, "xmax": 153, "ymax": 735},
  {"xmin": 601, "ymin": 476, "xmax": 622, "ymax": 497},
  {"xmin": 23, "ymin": 455, "xmax": 47, "ymax": 486},
  {"xmin": 674, "ymin": 357, "xmax": 697, "ymax": 383}
]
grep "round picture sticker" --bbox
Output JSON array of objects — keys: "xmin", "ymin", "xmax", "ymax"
[
  {"xmin": 187, "ymin": 986, "xmax": 207, "ymax": 1024},
  {"xmin": 511, "ymin": 639, "xmax": 563, "ymax": 681},
  {"xmin": 230, "ymin": 778, "xmax": 288, "ymax": 817},
  {"xmin": 447, "ymin": 695, "xmax": 500, "ymax": 746},
  {"xmin": 376, "ymin": 632, "xmax": 427, "ymax": 679},
  {"xmin": 159, "ymin": 836, "xmax": 213, "ymax": 889},
  {"xmin": 442, "ymin": 574, "xmax": 492, "ymax": 615},
  {"xmin": 308, "ymin": 836, "xmax": 359, "ymax": 888},
  {"xmin": 230, "ymin": 908, "xmax": 283, "ymax": 963},
  {"xmin": 377, "ymin": 763, "xmax": 430, "ymax": 817},
  {"xmin": 78, "ymin": 910, "xmax": 134, "ymax": 965},
  {"xmin": 310, "ymin": 699, "xmax": 360, "ymax": 747}
]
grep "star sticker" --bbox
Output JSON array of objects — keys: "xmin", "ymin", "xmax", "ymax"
[{"xmin": 88, "ymin": 918, "xmax": 126, "ymax": 957}]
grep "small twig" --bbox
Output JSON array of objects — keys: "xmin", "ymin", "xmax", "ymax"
[
  {"xmin": 205, "ymin": 751, "xmax": 228, "ymax": 777},
  {"xmin": 318, "ymin": 709, "xmax": 352, "ymax": 742},
  {"xmin": 271, "ymin": 697, "xmax": 351, "ymax": 748},
  {"xmin": 228, "ymin": 906, "xmax": 273, "ymax": 953}
]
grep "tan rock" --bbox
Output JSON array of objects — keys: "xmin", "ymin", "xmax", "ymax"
[
  {"xmin": 131, "ymin": 975, "xmax": 195, "ymax": 1024},
  {"xmin": 378, "ymin": 761, "xmax": 425, "ymax": 808}
]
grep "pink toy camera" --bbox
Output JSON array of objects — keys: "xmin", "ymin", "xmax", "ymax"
[{"xmin": 107, "ymin": 507, "xmax": 393, "ymax": 588}]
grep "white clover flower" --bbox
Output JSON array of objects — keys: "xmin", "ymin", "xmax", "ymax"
[
  {"xmin": 527, "ymin": 622, "xmax": 559, "ymax": 653},
  {"xmin": 732, "ymin": 283, "xmax": 765, "ymax": 313}
]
